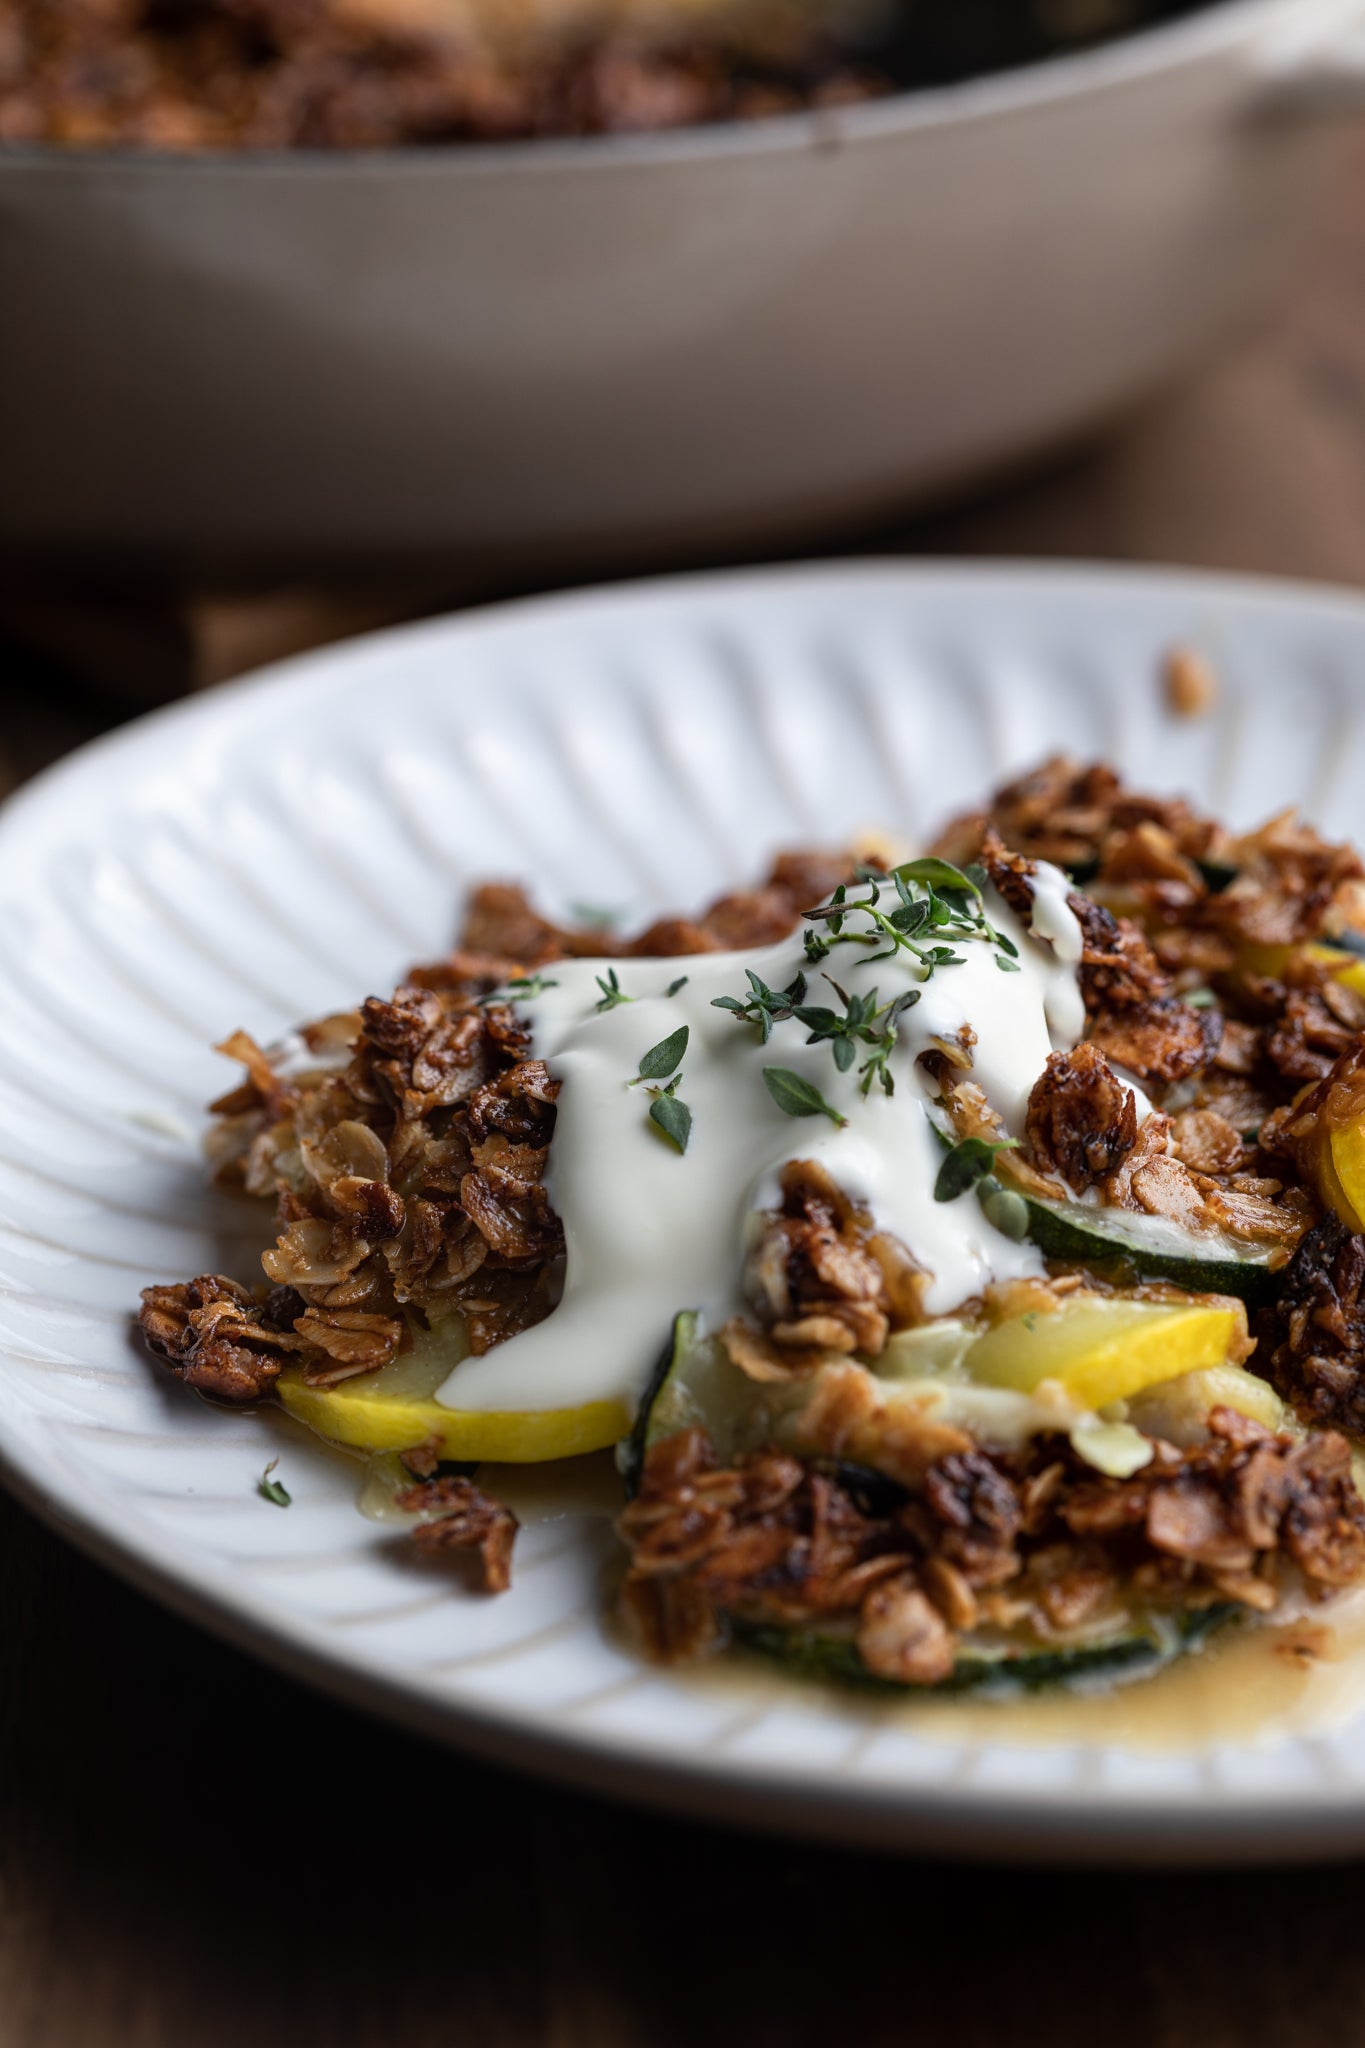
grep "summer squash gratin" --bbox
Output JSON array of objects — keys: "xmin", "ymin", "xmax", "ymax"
[{"xmin": 139, "ymin": 759, "xmax": 1365, "ymax": 1695}]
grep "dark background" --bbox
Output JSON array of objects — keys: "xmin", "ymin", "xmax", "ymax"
[{"xmin": 3, "ymin": 128, "xmax": 1365, "ymax": 2048}]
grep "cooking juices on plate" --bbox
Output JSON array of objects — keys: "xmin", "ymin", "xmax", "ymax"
[{"xmin": 139, "ymin": 757, "xmax": 1365, "ymax": 1700}]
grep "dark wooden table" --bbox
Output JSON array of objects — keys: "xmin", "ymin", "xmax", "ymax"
[{"xmin": 7, "ymin": 138, "xmax": 1365, "ymax": 2048}]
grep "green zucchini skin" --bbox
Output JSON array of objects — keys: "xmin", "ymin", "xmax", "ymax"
[
  {"xmin": 734, "ymin": 1605, "xmax": 1237, "ymax": 1697},
  {"xmin": 619, "ymin": 1308, "xmax": 758, "ymax": 1495},
  {"xmin": 1021, "ymin": 1196, "xmax": 1279, "ymax": 1306},
  {"xmin": 618, "ymin": 1313, "xmax": 691, "ymax": 1499},
  {"xmin": 931, "ymin": 1123, "xmax": 1281, "ymax": 1306}
]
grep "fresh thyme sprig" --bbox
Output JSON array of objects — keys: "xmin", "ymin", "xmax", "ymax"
[
  {"xmin": 710, "ymin": 858, "xmax": 1018, "ymax": 1102},
  {"xmin": 710, "ymin": 968, "xmax": 808, "ymax": 1042},
  {"xmin": 257, "ymin": 1459, "xmax": 291, "ymax": 1508},
  {"xmin": 594, "ymin": 967, "xmax": 635, "ymax": 1012},
  {"xmin": 479, "ymin": 972, "xmax": 559, "ymax": 1006},
  {"xmin": 792, "ymin": 979, "xmax": 923, "ymax": 1098},
  {"xmin": 595, "ymin": 969, "xmax": 688, "ymax": 1012},
  {"xmin": 629, "ymin": 1026, "xmax": 692, "ymax": 1154},
  {"xmin": 800, "ymin": 858, "xmax": 1015, "ymax": 977}
]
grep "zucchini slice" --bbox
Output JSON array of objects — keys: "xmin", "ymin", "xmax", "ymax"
[
  {"xmin": 626, "ymin": 1307, "xmax": 1248, "ymax": 1695},
  {"xmin": 619, "ymin": 1309, "xmax": 758, "ymax": 1494},
  {"xmin": 1021, "ymin": 1194, "xmax": 1280, "ymax": 1305},
  {"xmin": 932, "ymin": 1122, "xmax": 1281, "ymax": 1303},
  {"xmin": 734, "ymin": 1606, "xmax": 1237, "ymax": 1696}
]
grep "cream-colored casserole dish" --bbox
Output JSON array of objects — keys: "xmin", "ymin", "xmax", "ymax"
[{"xmin": 3, "ymin": 0, "xmax": 1365, "ymax": 571}]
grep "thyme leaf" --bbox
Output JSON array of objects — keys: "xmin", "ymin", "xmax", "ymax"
[
  {"xmin": 762, "ymin": 1066, "xmax": 848, "ymax": 1128},
  {"xmin": 857, "ymin": 987, "xmax": 921, "ymax": 1098},
  {"xmin": 892, "ymin": 856, "xmax": 982, "ymax": 897},
  {"xmin": 594, "ymin": 967, "xmax": 635, "ymax": 1012},
  {"xmin": 792, "ymin": 977, "xmax": 920, "ymax": 1098},
  {"xmin": 665, "ymin": 976, "xmax": 689, "ymax": 998},
  {"xmin": 647, "ymin": 1078, "xmax": 692, "ymax": 1154},
  {"xmin": 711, "ymin": 969, "xmax": 807, "ymax": 1043},
  {"xmin": 258, "ymin": 1459, "xmax": 291, "ymax": 1508},
  {"xmin": 630, "ymin": 1024, "xmax": 689, "ymax": 1084},
  {"xmin": 934, "ymin": 1136, "xmax": 1019, "ymax": 1204},
  {"xmin": 480, "ymin": 972, "xmax": 558, "ymax": 1006}
]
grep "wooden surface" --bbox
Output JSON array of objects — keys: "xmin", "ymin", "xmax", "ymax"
[{"xmin": 6, "ymin": 136, "xmax": 1365, "ymax": 2048}]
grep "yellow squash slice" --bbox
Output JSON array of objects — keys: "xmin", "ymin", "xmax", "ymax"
[
  {"xmin": 1241, "ymin": 953, "xmax": 1365, "ymax": 1230},
  {"xmin": 963, "ymin": 1294, "xmax": 1246, "ymax": 1409},
  {"xmin": 1298, "ymin": 1044, "xmax": 1365, "ymax": 1234},
  {"xmin": 1322, "ymin": 1121, "xmax": 1365, "ymax": 1234},
  {"xmin": 1240, "ymin": 939, "xmax": 1365, "ymax": 998},
  {"xmin": 1321, "ymin": 948, "xmax": 1365, "ymax": 1000},
  {"xmin": 277, "ymin": 1319, "xmax": 628, "ymax": 1464}
]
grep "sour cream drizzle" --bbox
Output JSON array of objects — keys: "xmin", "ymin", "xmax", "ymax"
[
  {"xmin": 1029, "ymin": 863, "xmax": 1085, "ymax": 965},
  {"xmin": 437, "ymin": 870, "xmax": 1086, "ymax": 1418}
]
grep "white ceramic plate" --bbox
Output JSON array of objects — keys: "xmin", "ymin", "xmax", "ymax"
[{"xmin": 10, "ymin": 560, "xmax": 1365, "ymax": 1865}]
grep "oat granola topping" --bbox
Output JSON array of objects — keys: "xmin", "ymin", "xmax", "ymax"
[{"xmin": 618, "ymin": 1408, "xmax": 1365, "ymax": 1675}]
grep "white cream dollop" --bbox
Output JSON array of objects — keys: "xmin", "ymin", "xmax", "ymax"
[{"xmin": 436, "ymin": 877, "xmax": 1086, "ymax": 1420}]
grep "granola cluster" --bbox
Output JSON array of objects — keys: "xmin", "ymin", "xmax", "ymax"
[
  {"xmin": 947, "ymin": 791, "xmax": 1329, "ymax": 1255},
  {"xmin": 174, "ymin": 987, "xmax": 566, "ymax": 1384},
  {"xmin": 620, "ymin": 1408, "xmax": 1365, "ymax": 1682},
  {"xmin": 942, "ymin": 756, "xmax": 1365, "ymax": 1120},
  {"xmin": 721, "ymin": 1159, "xmax": 925, "ymax": 1379}
]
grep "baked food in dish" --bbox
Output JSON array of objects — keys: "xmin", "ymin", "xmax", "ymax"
[
  {"xmin": 138, "ymin": 756, "xmax": 1365, "ymax": 1694},
  {"xmin": 3, "ymin": 0, "xmax": 1206, "ymax": 149}
]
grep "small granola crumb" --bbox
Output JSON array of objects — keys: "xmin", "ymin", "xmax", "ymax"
[
  {"xmin": 398, "ymin": 1474, "xmax": 519, "ymax": 1592},
  {"xmin": 1273, "ymin": 1624, "xmax": 1336, "ymax": 1667},
  {"xmin": 1163, "ymin": 646, "xmax": 1219, "ymax": 721}
]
